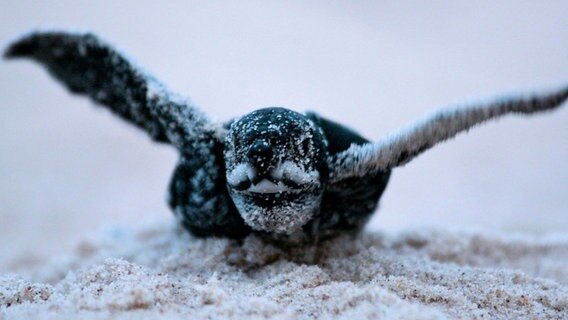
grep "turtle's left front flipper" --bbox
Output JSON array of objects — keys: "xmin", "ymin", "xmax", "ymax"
[
  {"xmin": 4, "ymin": 31, "xmax": 216, "ymax": 150},
  {"xmin": 329, "ymin": 85, "xmax": 568, "ymax": 183}
]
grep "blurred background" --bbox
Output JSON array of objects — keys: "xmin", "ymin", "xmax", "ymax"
[{"xmin": 1, "ymin": 1, "xmax": 566, "ymax": 269}]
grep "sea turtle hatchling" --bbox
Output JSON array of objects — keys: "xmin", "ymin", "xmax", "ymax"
[{"xmin": 5, "ymin": 31, "xmax": 567, "ymax": 245}]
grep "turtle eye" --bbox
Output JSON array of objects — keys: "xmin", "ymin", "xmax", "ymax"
[
  {"xmin": 226, "ymin": 163, "xmax": 255, "ymax": 190},
  {"xmin": 281, "ymin": 177, "xmax": 301, "ymax": 188},
  {"xmin": 232, "ymin": 179, "xmax": 251, "ymax": 191}
]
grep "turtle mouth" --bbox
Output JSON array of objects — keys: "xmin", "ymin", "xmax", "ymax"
[
  {"xmin": 245, "ymin": 179, "xmax": 296, "ymax": 194},
  {"xmin": 228, "ymin": 187, "xmax": 323, "ymax": 234},
  {"xmin": 226, "ymin": 161, "xmax": 320, "ymax": 194}
]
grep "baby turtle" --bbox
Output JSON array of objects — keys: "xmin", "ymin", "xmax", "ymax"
[{"xmin": 5, "ymin": 31, "xmax": 567, "ymax": 245}]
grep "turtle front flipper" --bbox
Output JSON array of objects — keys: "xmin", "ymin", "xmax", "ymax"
[
  {"xmin": 5, "ymin": 31, "xmax": 244, "ymax": 239},
  {"xmin": 329, "ymin": 85, "xmax": 568, "ymax": 183},
  {"xmin": 4, "ymin": 31, "xmax": 216, "ymax": 151}
]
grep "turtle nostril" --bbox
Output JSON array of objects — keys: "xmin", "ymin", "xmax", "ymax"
[{"xmin": 247, "ymin": 140, "xmax": 273, "ymax": 164}]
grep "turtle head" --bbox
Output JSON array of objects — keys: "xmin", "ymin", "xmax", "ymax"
[{"xmin": 224, "ymin": 107, "xmax": 328, "ymax": 234}]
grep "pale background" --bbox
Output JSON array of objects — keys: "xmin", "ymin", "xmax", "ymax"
[{"xmin": 1, "ymin": 1, "xmax": 566, "ymax": 267}]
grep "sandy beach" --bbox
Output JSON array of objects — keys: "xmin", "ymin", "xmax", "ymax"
[
  {"xmin": 2, "ymin": 221, "xmax": 567, "ymax": 319},
  {"xmin": 1, "ymin": 4, "xmax": 567, "ymax": 319}
]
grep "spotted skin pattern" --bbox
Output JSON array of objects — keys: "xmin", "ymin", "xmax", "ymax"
[{"xmin": 5, "ymin": 31, "xmax": 567, "ymax": 245}]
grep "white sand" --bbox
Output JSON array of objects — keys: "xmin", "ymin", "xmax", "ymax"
[{"xmin": 1, "ymin": 222, "xmax": 568, "ymax": 320}]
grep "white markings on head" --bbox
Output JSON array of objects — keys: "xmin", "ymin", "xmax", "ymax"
[
  {"xmin": 226, "ymin": 163, "xmax": 256, "ymax": 187},
  {"xmin": 226, "ymin": 161, "xmax": 320, "ymax": 193},
  {"xmin": 273, "ymin": 161, "xmax": 320, "ymax": 185},
  {"xmin": 248, "ymin": 179, "xmax": 290, "ymax": 193}
]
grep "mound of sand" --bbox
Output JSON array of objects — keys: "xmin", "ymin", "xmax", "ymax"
[{"xmin": 1, "ymin": 222, "xmax": 568, "ymax": 319}]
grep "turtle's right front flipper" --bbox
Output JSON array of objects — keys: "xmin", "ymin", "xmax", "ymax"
[
  {"xmin": 4, "ymin": 31, "xmax": 249, "ymax": 238},
  {"xmin": 4, "ymin": 31, "xmax": 215, "ymax": 150}
]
